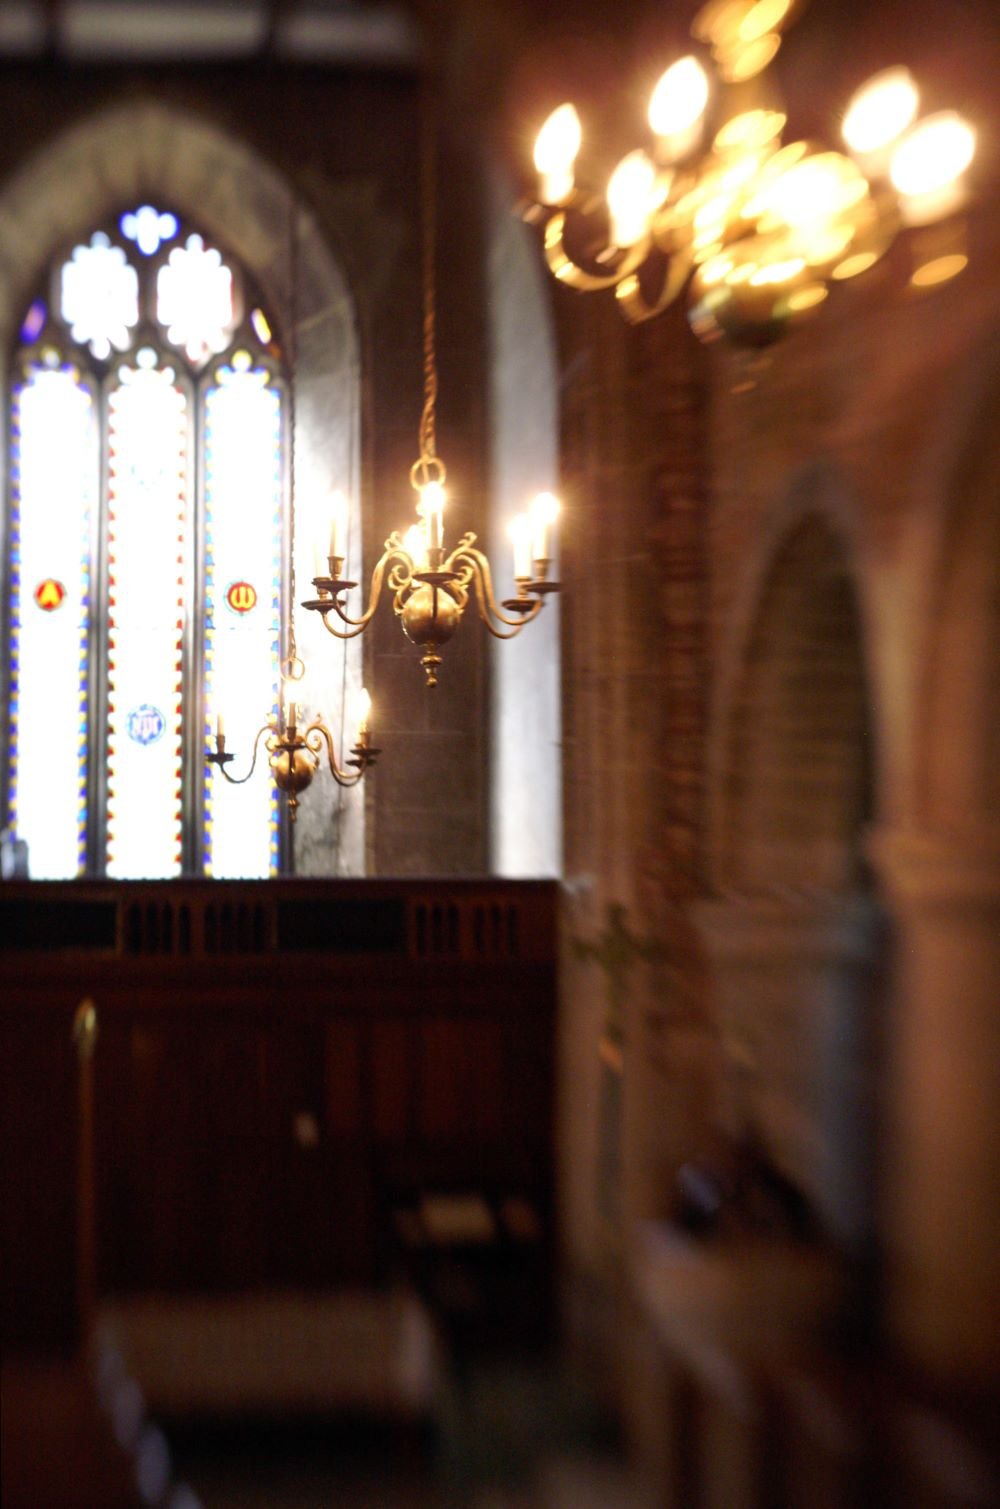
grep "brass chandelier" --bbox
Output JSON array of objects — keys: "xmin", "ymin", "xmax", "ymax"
[
  {"xmin": 206, "ymin": 669, "xmax": 376, "ymax": 823},
  {"xmin": 527, "ymin": 0, "xmax": 977, "ymax": 344},
  {"xmin": 303, "ymin": 97, "xmax": 561, "ymax": 688}
]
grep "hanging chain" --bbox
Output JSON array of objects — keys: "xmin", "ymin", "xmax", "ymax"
[{"xmin": 411, "ymin": 83, "xmax": 446, "ymax": 494}]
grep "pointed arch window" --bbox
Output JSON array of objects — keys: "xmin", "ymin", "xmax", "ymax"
[{"xmin": 4, "ymin": 206, "xmax": 287, "ymax": 879}]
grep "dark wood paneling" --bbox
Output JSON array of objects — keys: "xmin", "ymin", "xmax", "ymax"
[
  {"xmin": 0, "ymin": 1002, "xmax": 80, "ymax": 1354},
  {"xmin": 1, "ymin": 880, "xmax": 557, "ymax": 1352},
  {"xmin": 325, "ymin": 1020, "xmax": 363, "ymax": 1137}
]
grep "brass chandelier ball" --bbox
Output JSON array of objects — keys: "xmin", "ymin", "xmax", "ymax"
[{"xmin": 400, "ymin": 581, "xmax": 462, "ymax": 648}]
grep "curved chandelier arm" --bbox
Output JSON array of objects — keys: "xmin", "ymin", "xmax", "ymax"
[
  {"xmin": 304, "ymin": 541, "xmax": 414, "ymax": 639},
  {"xmin": 448, "ymin": 542, "xmax": 547, "ymax": 638},
  {"xmin": 615, "ymin": 246, "xmax": 695, "ymax": 325},
  {"xmin": 543, "ymin": 210, "xmax": 651, "ymax": 293},
  {"xmin": 302, "ymin": 718, "xmax": 374, "ymax": 788},
  {"xmin": 206, "ymin": 721, "xmax": 275, "ymax": 783}
]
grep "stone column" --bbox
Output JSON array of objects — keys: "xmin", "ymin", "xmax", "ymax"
[{"xmin": 872, "ymin": 826, "xmax": 1000, "ymax": 1390}]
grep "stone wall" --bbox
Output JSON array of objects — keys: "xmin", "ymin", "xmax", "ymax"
[{"xmin": 508, "ymin": 0, "xmax": 1000, "ymax": 1395}]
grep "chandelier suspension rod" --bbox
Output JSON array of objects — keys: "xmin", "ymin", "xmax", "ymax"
[{"xmin": 414, "ymin": 82, "xmax": 443, "ymax": 487}]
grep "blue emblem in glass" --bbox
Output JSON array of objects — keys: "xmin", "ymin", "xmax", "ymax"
[{"xmin": 126, "ymin": 703, "xmax": 166, "ymax": 746}]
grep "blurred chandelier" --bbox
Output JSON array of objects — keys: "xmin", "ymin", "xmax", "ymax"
[
  {"xmin": 206, "ymin": 667, "xmax": 377, "ymax": 823},
  {"xmin": 303, "ymin": 100, "xmax": 560, "ymax": 688},
  {"xmin": 527, "ymin": 0, "xmax": 977, "ymax": 344},
  {"xmin": 208, "ymin": 209, "xmax": 378, "ymax": 821}
]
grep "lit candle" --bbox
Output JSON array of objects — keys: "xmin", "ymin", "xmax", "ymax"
[
  {"xmin": 509, "ymin": 514, "xmax": 532, "ymax": 581},
  {"xmin": 329, "ymin": 490, "xmax": 349, "ymax": 564},
  {"xmin": 841, "ymin": 66, "xmax": 919, "ymax": 169},
  {"xmin": 422, "ymin": 481, "xmax": 445, "ymax": 555},
  {"xmin": 529, "ymin": 491, "xmax": 560, "ymax": 564},
  {"xmin": 889, "ymin": 110, "xmax": 977, "ymax": 225},
  {"xmin": 534, "ymin": 103, "xmax": 582, "ymax": 206},
  {"xmin": 357, "ymin": 687, "xmax": 371, "ymax": 742},
  {"xmin": 648, "ymin": 55, "xmax": 709, "ymax": 162},
  {"xmin": 607, "ymin": 150, "xmax": 656, "ymax": 248}
]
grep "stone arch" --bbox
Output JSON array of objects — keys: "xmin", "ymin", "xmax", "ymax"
[
  {"xmin": 0, "ymin": 101, "xmax": 365, "ymax": 874},
  {"xmin": 872, "ymin": 328, "xmax": 1000, "ymax": 1385},
  {"xmin": 697, "ymin": 465, "xmax": 885, "ymax": 1252},
  {"xmin": 708, "ymin": 464, "xmax": 877, "ymax": 896}
]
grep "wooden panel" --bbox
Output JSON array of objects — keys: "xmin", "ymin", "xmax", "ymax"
[
  {"xmin": 371, "ymin": 1019, "xmax": 413, "ymax": 1140},
  {"xmin": 413, "ymin": 1017, "xmax": 505, "ymax": 1146},
  {"xmin": 0, "ymin": 1006, "xmax": 79, "ymax": 1353},
  {"xmin": 325, "ymin": 1020, "xmax": 364, "ymax": 1137},
  {"xmin": 2, "ymin": 880, "xmax": 556, "ymax": 1340},
  {"xmin": 96, "ymin": 1016, "xmax": 272, "ymax": 1293},
  {"xmin": 468, "ymin": 1018, "xmax": 506, "ymax": 1141},
  {"xmin": 417, "ymin": 1017, "xmax": 467, "ymax": 1141}
]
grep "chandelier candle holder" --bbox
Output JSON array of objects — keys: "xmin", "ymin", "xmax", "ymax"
[
  {"xmin": 207, "ymin": 678, "xmax": 377, "ymax": 822},
  {"xmin": 527, "ymin": 0, "xmax": 977, "ymax": 343},
  {"xmin": 302, "ymin": 90, "xmax": 560, "ymax": 688}
]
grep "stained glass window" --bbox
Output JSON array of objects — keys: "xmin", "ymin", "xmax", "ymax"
[
  {"xmin": 106, "ymin": 353, "xmax": 189, "ymax": 879},
  {"xmin": 8, "ymin": 357, "xmax": 95, "ymax": 878},
  {"xmin": 4, "ymin": 207, "xmax": 287, "ymax": 879},
  {"xmin": 203, "ymin": 354, "xmax": 283, "ymax": 879}
]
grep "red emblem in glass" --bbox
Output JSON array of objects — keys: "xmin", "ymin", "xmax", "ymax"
[
  {"xmin": 34, "ymin": 578, "xmax": 66, "ymax": 611},
  {"xmin": 226, "ymin": 580, "xmax": 257, "ymax": 614}
]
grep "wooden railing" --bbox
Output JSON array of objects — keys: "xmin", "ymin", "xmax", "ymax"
[{"xmin": 0, "ymin": 877, "xmax": 554, "ymax": 962}]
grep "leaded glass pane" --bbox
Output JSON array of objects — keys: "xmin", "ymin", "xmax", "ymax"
[
  {"xmin": 157, "ymin": 234, "xmax": 235, "ymax": 363},
  {"xmin": 203, "ymin": 353, "xmax": 283, "ymax": 878},
  {"xmin": 20, "ymin": 301, "xmax": 46, "ymax": 343},
  {"xmin": 121, "ymin": 204, "xmax": 179, "ymax": 257},
  {"xmin": 8, "ymin": 358, "xmax": 95, "ymax": 878},
  {"xmin": 105, "ymin": 352, "xmax": 189, "ymax": 878},
  {"xmin": 60, "ymin": 232, "xmax": 139, "ymax": 360}
]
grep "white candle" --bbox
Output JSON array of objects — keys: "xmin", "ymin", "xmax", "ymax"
[
  {"xmin": 216, "ymin": 712, "xmax": 225, "ymax": 739},
  {"xmin": 607, "ymin": 150, "xmax": 656, "ymax": 248},
  {"xmin": 534, "ymin": 103, "xmax": 582, "ymax": 205},
  {"xmin": 529, "ymin": 491, "xmax": 560, "ymax": 563},
  {"xmin": 422, "ymin": 481, "xmax": 445, "ymax": 554},
  {"xmin": 357, "ymin": 687, "xmax": 371, "ymax": 740},
  {"xmin": 285, "ymin": 699, "xmax": 297, "ymax": 730},
  {"xmin": 329, "ymin": 490, "xmax": 349, "ymax": 562}
]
